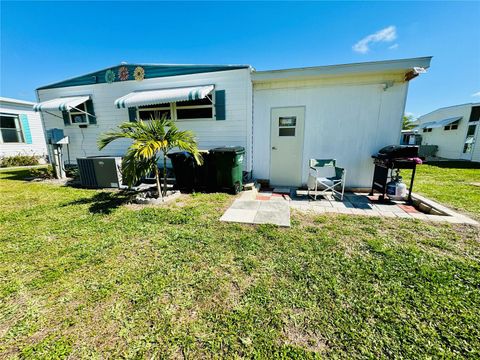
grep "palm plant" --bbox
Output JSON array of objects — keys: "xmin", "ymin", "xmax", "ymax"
[
  {"xmin": 402, "ymin": 115, "xmax": 416, "ymax": 130},
  {"xmin": 98, "ymin": 114, "xmax": 202, "ymax": 199}
]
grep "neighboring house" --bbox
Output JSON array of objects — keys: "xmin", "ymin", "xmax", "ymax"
[
  {"xmin": 34, "ymin": 57, "xmax": 431, "ymax": 188},
  {"xmin": 0, "ymin": 97, "xmax": 47, "ymax": 158},
  {"xmin": 416, "ymin": 103, "xmax": 480, "ymax": 161},
  {"xmin": 400, "ymin": 129, "xmax": 421, "ymax": 145}
]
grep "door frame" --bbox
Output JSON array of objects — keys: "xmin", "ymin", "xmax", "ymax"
[
  {"xmin": 460, "ymin": 121, "xmax": 479, "ymax": 160},
  {"xmin": 269, "ymin": 106, "xmax": 306, "ymax": 186}
]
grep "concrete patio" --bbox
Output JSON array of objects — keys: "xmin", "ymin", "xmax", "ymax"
[
  {"xmin": 219, "ymin": 187, "xmax": 478, "ymax": 227},
  {"xmin": 220, "ymin": 192, "xmax": 290, "ymax": 227}
]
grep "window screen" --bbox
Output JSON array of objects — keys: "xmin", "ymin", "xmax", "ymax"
[{"xmin": 0, "ymin": 114, "xmax": 24, "ymax": 143}]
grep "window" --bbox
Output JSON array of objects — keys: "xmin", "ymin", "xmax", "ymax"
[
  {"xmin": 69, "ymin": 102, "xmax": 88, "ymax": 124},
  {"xmin": 137, "ymin": 105, "xmax": 171, "ymax": 121},
  {"xmin": 0, "ymin": 114, "xmax": 24, "ymax": 143},
  {"xmin": 278, "ymin": 116, "xmax": 296, "ymax": 136},
  {"xmin": 469, "ymin": 106, "xmax": 480, "ymax": 122},
  {"xmin": 423, "ymin": 128, "xmax": 432, "ymax": 133},
  {"xmin": 176, "ymin": 97, "xmax": 213, "ymax": 120},
  {"xmin": 463, "ymin": 125, "xmax": 477, "ymax": 154},
  {"xmin": 137, "ymin": 95, "xmax": 214, "ymax": 121},
  {"xmin": 444, "ymin": 121, "xmax": 459, "ymax": 131}
]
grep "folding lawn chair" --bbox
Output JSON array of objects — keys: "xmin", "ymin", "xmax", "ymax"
[{"xmin": 307, "ymin": 159, "xmax": 346, "ymax": 200}]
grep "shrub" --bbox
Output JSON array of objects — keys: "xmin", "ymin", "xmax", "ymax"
[
  {"xmin": 0, "ymin": 154, "xmax": 39, "ymax": 167},
  {"xmin": 29, "ymin": 165, "xmax": 56, "ymax": 179},
  {"xmin": 65, "ymin": 165, "xmax": 79, "ymax": 179}
]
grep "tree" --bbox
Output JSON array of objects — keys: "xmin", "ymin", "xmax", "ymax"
[
  {"xmin": 402, "ymin": 115, "xmax": 416, "ymax": 130},
  {"xmin": 98, "ymin": 115, "xmax": 202, "ymax": 199}
]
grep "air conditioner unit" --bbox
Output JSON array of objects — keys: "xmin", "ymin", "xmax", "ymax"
[{"xmin": 77, "ymin": 156, "xmax": 123, "ymax": 188}]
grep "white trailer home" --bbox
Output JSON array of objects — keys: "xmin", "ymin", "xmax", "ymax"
[
  {"xmin": 0, "ymin": 97, "xmax": 47, "ymax": 159},
  {"xmin": 34, "ymin": 57, "xmax": 431, "ymax": 188},
  {"xmin": 416, "ymin": 103, "xmax": 480, "ymax": 162}
]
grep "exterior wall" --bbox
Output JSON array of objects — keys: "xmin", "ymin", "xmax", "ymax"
[
  {"xmin": 0, "ymin": 101, "xmax": 47, "ymax": 158},
  {"xmin": 37, "ymin": 68, "xmax": 253, "ymax": 170},
  {"xmin": 252, "ymin": 74, "xmax": 409, "ymax": 188},
  {"xmin": 418, "ymin": 104, "xmax": 478, "ymax": 160},
  {"xmin": 472, "ymin": 136, "xmax": 480, "ymax": 162}
]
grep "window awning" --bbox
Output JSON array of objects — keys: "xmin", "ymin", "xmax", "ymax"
[
  {"xmin": 114, "ymin": 85, "xmax": 214, "ymax": 109},
  {"xmin": 33, "ymin": 95, "xmax": 90, "ymax": 112},
  {"xmin": 430, "ymin": 116, "xmax": 462, "ymax": 128},
  {"xmin": 417, "ymin": 121, "xmax": 437, "ymax": 129},
  {"xmin": 417, "ymin": 116, "xmax": 462, "ymax": 129}
]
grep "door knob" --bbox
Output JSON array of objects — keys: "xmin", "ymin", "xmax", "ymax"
[{"xmin": 272, "ymin": 146, "xmax": 277, "ymax": 150}]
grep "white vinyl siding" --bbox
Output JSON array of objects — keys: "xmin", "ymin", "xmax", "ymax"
[
  {"xmin": 0, "ymin": 101, "xmax": 47, "ymax": 157},
  {"xmin": 418, "ymin": 103, "xmax": 480, "ymax": 160},
  {"xmin": 253, "ymin": 76, "xmax": 409, "ymax": 188},
  {"xmin": 38, "ymin": 68, "xmax": 253, "ymax": 170}
]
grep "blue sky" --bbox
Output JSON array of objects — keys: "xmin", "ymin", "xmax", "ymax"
[{"xmin": 1, "ymin": 1, "xmax": 479, "ymax": 117}]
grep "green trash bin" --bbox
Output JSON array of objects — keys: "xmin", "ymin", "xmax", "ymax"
[{"xmin": 210, "ymin": 146, "xmax": 245, "ymax": 194}]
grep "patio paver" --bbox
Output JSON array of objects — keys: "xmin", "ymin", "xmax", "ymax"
[{"xmin": 221, "ymin": 197, "xmax": 290, "ymax": 227}]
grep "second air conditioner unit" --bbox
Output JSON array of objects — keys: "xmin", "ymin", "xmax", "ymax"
[{"xmin": 77, "ymin": 156, "xmax": 123, "ymax": 188}]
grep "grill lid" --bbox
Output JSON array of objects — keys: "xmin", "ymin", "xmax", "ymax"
[{"xmin": 375, "ymin": 145, "xmax": 419, "ymax": 159}]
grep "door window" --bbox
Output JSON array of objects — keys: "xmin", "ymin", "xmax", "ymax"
[
  {"xmin": 463, "ymin": 125, "xmax": 477, "ymax": 154},
  {"xmin": 278, "ymin": 116, "xmax": 296, "ymax": 136}
]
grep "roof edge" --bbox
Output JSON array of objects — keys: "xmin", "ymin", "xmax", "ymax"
[
  {"xmin": 252, "ymin": 56, "xmax": 432, "ymax": 82},
  {"xmin": 0, "ymin": 96, "xmax": 36, "ymax": 106},
  {"xmin": 37, "ymin": 64, "xmax": 252, "ymax": 91},
  {"xmin": 418, "ymin": 101, "xmax": 480, "ymax": 119}
]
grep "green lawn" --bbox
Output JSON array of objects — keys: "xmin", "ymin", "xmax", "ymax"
[
  {"xmin": 0, "ymin": 168, "xmax": 479, "ymax": 358},
  {"xmin": 404, "ymin": 162, "xmax": 480, "ymax": 220}
]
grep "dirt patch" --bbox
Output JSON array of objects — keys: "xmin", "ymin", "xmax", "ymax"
[{"xmin": 281, "ymin": 323, "xmax": 328, "ymax": 353}]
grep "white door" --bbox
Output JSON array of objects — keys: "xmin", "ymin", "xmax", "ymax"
[
  {"xmin": 460, "ymin": 122, "xmax": 478, "ymax": 160},
  {"xmin": 270, "ymin": 107, "xmax": 305, "ymax": 186}
]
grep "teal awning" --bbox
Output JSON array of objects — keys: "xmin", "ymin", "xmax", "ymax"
[
  {"xmin": 33, "ymin": 95, "xmax": 90, "ymax": 112},
  {"xmin": 114, "ymin": 85, "xmax": 214, "ymax": 109},
  {"xmin": 418, "ymin": 116, "xmax": 462, "ymax": 129}
]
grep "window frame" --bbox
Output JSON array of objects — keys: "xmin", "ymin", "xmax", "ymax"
[
  {"xmin": 422, "ymin": 128, "xmax": 432, "ymax": 133},
  {"xmin": 68, "ymin": 102, "xmax": 89, "ymax": 125},
  {"xmin": 135, "ymin": 92, "xmax": 215, "ymax": 122},
  {"xmin": 0, "ymin": 113, "xmax": 25, "ymax": 144},
  {"xmin": 444, "ymin": 121, "xmax": 459, "ymax": 131},
  {"xmin": 137, "ymin": 104, "xmax": 172, "ymax": 121}
]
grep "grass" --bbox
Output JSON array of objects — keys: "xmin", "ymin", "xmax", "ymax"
[
  {"xmin": 1, "ymin": 168, "xmax": 479, "ymax": 358},
  {"xmin": 403, "ymin": 162, "xmax": 480, "ymax": 220}
]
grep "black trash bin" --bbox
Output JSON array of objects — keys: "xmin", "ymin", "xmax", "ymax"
[
  {"xmin": 194, "ymin": 150, "xmax": 216, "ymax": 191},
  {"xmin": 209, "ymin": 146, "xmax": 245, "ymax": 194},
  {"xmin": 167, "ymin": 152, "xmax": 196, "ymax": 191}
]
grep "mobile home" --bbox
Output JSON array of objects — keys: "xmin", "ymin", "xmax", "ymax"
[
  {"xmin": 0, "ymin": 97, "xmax": 47, "ymax": 159},
  {"xmin": 34, "ymin": 57, "xmax": 431, "ymax": 188},
  {"xmin": 416, "ymin": 103, "xmax": 480, "ymax": 161}
]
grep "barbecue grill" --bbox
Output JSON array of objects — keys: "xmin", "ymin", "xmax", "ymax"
[{"xmin": 370, "ymin": 145, "xmax": 420, "ymax": 202}]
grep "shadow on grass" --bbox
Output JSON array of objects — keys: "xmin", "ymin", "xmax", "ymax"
[
  {"xmin": 425, "ymin": 160, "xmax": 480, "ymax": 169},
  {"xmin": 0, "ymin": 168, "xmax": 35, "ymax": 180},
  {"xmin": 65, "ymin": 191, "xmax": 134, "ymax": 214}
]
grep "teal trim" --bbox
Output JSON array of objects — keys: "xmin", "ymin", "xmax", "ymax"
[
  {"xmin": 128, "ymin": 107, "xmax": 137, "ymax": 122},
  {"xmin": 62, "ymin": 110, "xmax": 70, "ymax": 126},
  {"xmin": 19, "ymin": 114, "xmax": 32, "ymax": 144},
  {"xmin": 215, "ymin": 90, "xmax": 226, "ymax": 120},
  {"xmin": 37, "ymin": 64, "xmax": 249, "ymax": 91},
  {"xmin": 86, "ymin": 100, "xmax": 96, "ymax": 124}
]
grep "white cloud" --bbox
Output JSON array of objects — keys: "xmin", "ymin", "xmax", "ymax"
[
  {"xmin": 353, "ymin": 26, "xmax": 397, "ymax": 54},
  {"xmin": 388, "ymin": 43, "xmax": 399, "ymax": 50},
  {"xmin": 472, "ymin": 91, "xmax": 480, "ymax": 97}
]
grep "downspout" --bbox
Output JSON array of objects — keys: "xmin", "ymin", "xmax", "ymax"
[{"xmin": 250, "ymin": 67, "xmax": 255, "ymax": 181}]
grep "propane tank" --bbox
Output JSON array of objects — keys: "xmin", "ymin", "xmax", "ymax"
[{"xmin": 386, "ymin": 172, "xmax": 407, "ymax": 201}]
